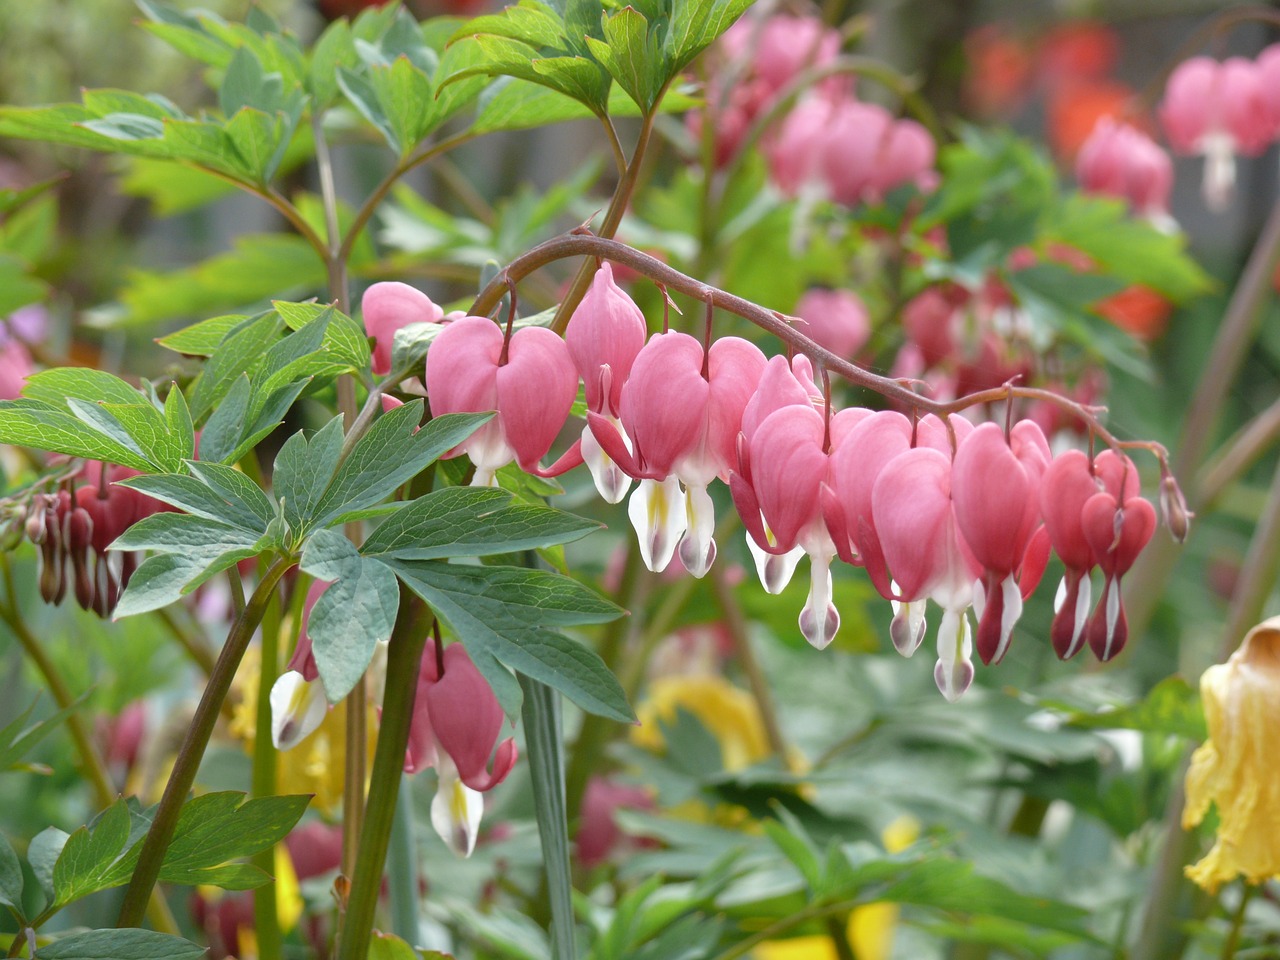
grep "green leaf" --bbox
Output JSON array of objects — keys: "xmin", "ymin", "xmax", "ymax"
[
  {"xmin": 308, "ymin": 19, "xmax": 358, "ymax": 107},
  {"xmin": 665, "ymin": 0, "xmax": 753, "ymax": 72},
  {"xmin": 186, "ymin": 461, "xmax": 277, "ymax": 528},
  {"xmin": 0, "ymin": 400, "xmax": 154, "ymax": 471},
  {"xmin": 585, "ymin": 7, "xmax": 665, "ymax": 112},
  {"xmin": 188, "ymin": 311, "xmax": 282, "ymax": 422},
  {"xmin": 53, "ymin": 800, "xmax": 133, "ymax": 907},
  {"xmin": 272, "ymin": 415, "xmax": 345, "ymax": 536},
  {"xmin": 367, "ymin": 933, "xmax": 427, "ymax": 960},
  {"xmin": 198, "ymin": 374, "xmax": 251, "ymax": 461},
  {"xmin": 273, "ymin": 300, "xmax": 371, "ymax": 371},
  {"xmin": 36, "ymin": 928, "xmax": 207, "ymax": 960},
  {"xmin": 0, "ymin": 831, "xmax": 23, "ymax": 916},
  {"xmin": 117, "ymin": 473, "xmax": 266, "ymax": 534},
  {"xmin": 761, "ymin": 813, "xmax": 823, "ymax": 894},
  {"xmin": 27, "ymin": 828, "xmax": 68, "ymax": 901},
  {"xmin": 220, "ymin": 45, "xmax": 283, "ymax": 116},
  {"xmin": 0, "ymin": 253, "xmax": 49, "ymax": 315},
  {"xmin": 111, "ymin": 514, "xmax": 262, "ymax": 617},
  {"xmin": 447, "ymin": 35, "xmax": 610, "ymax": 116},
  {"xmin": 310, "ymin": 404, "xmax": 491, "ymax": 528},
  {"xmin": 389, "ymin": 560, "xmax": 631, "ymax": 722},
  {"xmin": 158, "ymin": 792, "xmax": 309, "ymax": 889},
  {"xmin": 157, "ymin": 313, "xmax": 249, "ymax": 357},
  {"xmin": 1038, "ymin": 676, "xmax": 1206, "ymax": 741},
  {"xmin": 23, "ymin": 368, "xmax": 147, "ymax": 408},
  {"xmin": 163, "ymin": 385, "xmax": 195, "ymax": 461},
  {"xmin": 519, "ymin": 675, "xmax": 576, "ymax": 960},
  {"xmin": 300, "ymin": 530, "xmax": 401, "ymax": 701},
  {"xmin": 360, "ymin": 486, "xmax": 600, "ymax": 560}
]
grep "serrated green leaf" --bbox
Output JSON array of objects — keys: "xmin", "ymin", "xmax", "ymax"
[
  {"xmin": 311, "ymin": 405, "xmax": 491, "ymax": 528},
  {"xmin": 390, "ymin": 559, "xmax": 631, "ymax": 722},
  {"xmin": 53, "ymin": 801, "xmax": 133, "ymax": 907},
  {"xmin": 111, "ymin": 514, "xmax": 262, "ymax": 617},
  {"xmin": 448, "ymin": 35, "xmax": 610, "ymax": 116},
  {"xmin": 0, "ymin": 400, "xmax": 154, "ymax": 471},
  {"xmin": 220, "ymin": 45, "xmax": 283, "ymax": 117},
  {"xmin": 273, "ymin": 415, "xmax": 345, "ymax": 535},
  {"xmin": 117, "ymin": 474, "xmax": 265, "ymax": 533},
  {"xmin": 36, "ymin": 928, "xmax": 207, "ymax": 960},
  {"xmin": 308, "ymin": 19, "xmax": 358, "ymax": 107},
  {"xmin": 360, "ymin": 486, "xmax": 599, "ymax": 560},
  {"xmin": 185, "ymin": 461, "xmax": 277, "ymax": 529},
  {"xmin": 198, "ymin": 373, "xmax": 251, "ymax": 462},
  {"xmin": 157, "ymin": 314, "xmax": 251, "ymax": 357},
  {"xmin": 0, "ymin": 832, "xmax": 23, "ymax": 916},
  {"xmin": 666, "ymin": 0, "xmax": 753, "ymax": 72},
  {"xmin": 586, "ymin": 7, "xmax": 665, "ymax": 112},
  {"xmin": 190, "ymin": 311, "xmax": 283, "ymax": 422},
  {"xmin": 300, "ymin": 530, "xmax": 400, "ymax": 701},
  {"xmin": 158, "ymin": 792, "xmax": 309, "ymax": 888}
]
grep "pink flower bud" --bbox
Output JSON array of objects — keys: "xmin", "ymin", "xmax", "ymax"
[
  {"xmin": 794, "ymin": 289, "xmax": 871, "ymax": 358},
  {"xmin": 1076, "ymin": 117, "xmax": 1174, "ymax": 221},
  {"xmin": 362, "ymin": 282, "xmax": 444, "ymax": 377}
]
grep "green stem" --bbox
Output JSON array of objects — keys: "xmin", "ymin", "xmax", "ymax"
[
  {"xmin": 550, "ymin": 99, "xmax": 666, "ymax": 336},
  {"xmin": 116, "ymin": 557, "xmax": 294, "ymax": 928},
  {"xmin": 825, "ymin": 916, "xmax": 855, "ymax": 960},
  {"xmin": 1220, "ymin": 884, "xmax": 1254, "ymax": 960},
  {"xmin": 250, "ymin": 570, "xmax": 284, "ymax": 960},
  {"xmin": 334, "ymin": 596, "xmax": 432, "ymax": 960},
  {"xmin": 519, "ymin": 674, "xmax": 576, "ymax": 960},
  {"xmin": 386, "ymin": 773, "xmax": 420, "ymax": 944}
]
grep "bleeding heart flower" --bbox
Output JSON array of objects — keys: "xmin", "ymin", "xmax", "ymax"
[
  {"xmin": 565, "ymin": 263, "xmax": 648, "ymax": 503},
  {"xmin": 1076, "ymin": 117, "xmax": 1175, "ymax": 228},
  {"xmin": 270, "ymin": 580, "xmax": 331, "ymax": 752},
  {"xmin": 590, "ymin": 332, "xmax": 765, "ymax": 576},
  {"xmin": 406, "ymin": 640, "xmax": 518, "ymax": 857},
  {"xmin": 794, "ymin": 288, "xmax": 871, "ymax": 359},
  {"xmin": 362, "ymin": 281, "xmax": 444, "ymax": 377},
  {"xmin": 425, "ymin": 316, "xmax": 579, "ymax": 487},
  {"xmin": 951, "ymin": 420, "xmax": 1052, "ymax": 666},
  {"xmin": 1081, "ymin": 457, "xmax": 1156, "ymax": 662},
  {"xmin": 1159, "ymin": 56, "xmax": 1271, "ymax": 210},
  {"xmin": 731, "ymin": 403, "xmax": 839, "ymax": 648}
]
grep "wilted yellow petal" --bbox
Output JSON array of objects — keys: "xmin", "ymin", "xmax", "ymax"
[{"xmin": 1184, "ymin": 616, "xmax": 1280, "ymax": 893}]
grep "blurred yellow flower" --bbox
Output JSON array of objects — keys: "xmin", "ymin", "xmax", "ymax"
[
  {"xmin": 754, "ymin": 816, "xmax": 920, "ymax": 960},
  {"xmin": 1183, "ymin": 616, "xmax": 1280, "ymax": 893},
  {"xmin": 232, "ymin": 648, "xmax": 377, "ymax": 813},
  {"xmin": 632, "ymin": 674, "xmax": 771, "ymax": 771}
]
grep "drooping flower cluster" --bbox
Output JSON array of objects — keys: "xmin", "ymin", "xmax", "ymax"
[
  {"xmin": 24, "ymin": 461, "xmax": 169, "ymax": 616},
  {"xmin": 397, "ymin": 265, "xmax": 1164, "ymax": 702},
  {"xmin": 686, "ymin": 11, "xmax": 935, "ymax": 208},
  {"xmin": 1075, "ymin": 117, "xmax": 1175, "ymax": 228}
]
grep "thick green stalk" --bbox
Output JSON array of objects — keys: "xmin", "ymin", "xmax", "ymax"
[
  {"xmin": 250, "ymin": 571, "xmax": 284, "ymax": 960},
  {"xmin": 335, "ymin": 597, "xmax": 431, "ymax": 960},
  {"xmin": 519, "ymin": 675, "xmax": 575, "ymax": 960},
  {"xmin": 117, "ymin": 557, "xmax": 293, "ymax": 928}
]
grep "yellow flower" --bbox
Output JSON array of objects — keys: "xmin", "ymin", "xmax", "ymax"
[
  {"xmin": 1183, "ymin": 616, "xmax": 1280, "ymax": 893},
  {"xmin": 632, "ymin": 674, "xmax": 771, "ymax": 771},
  {"xmin": 754, "ymin": 817, "xmax": 920, "ymax": 960}
]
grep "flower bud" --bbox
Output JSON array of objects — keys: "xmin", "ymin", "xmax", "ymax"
[{"xmin": 1159, "ymin": 471, "xmax": 1191, "ymax": 543}]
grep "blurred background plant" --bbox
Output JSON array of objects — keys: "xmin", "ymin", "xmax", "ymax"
[{"xmin": 2, "ymin": 1, "xmax": 1280, "ymax": 959}]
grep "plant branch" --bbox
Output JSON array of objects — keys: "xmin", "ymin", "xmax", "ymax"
[
  {"xmin": 551, "ymin": 97, "xmax": 668, "ymax": 335},
  {"xmin": 471, "ymin": 234, "xmax": 1170, "ymax": 470},
  {"xmin": 338, "ymin": 131, "xmax": 478, "ymax": 266},
  {"xmin": 335, "ymin": 594, "xmax": 433, "ymax": 960},
  {"xmin": 1197, "ymin": 396, "xmax": 1280, "ymax": 510},
  {"xmin": 117, "ymin": 556, "xmax": 294, "ymax": 928},
  {"xmin": 599, "ymin": 115, "xmax": 628, "ymax": 178}
]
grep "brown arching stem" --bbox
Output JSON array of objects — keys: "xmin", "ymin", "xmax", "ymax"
[{"xmin": 471, "ymin": 233, "xmax": 1175, "ymax": 476}]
